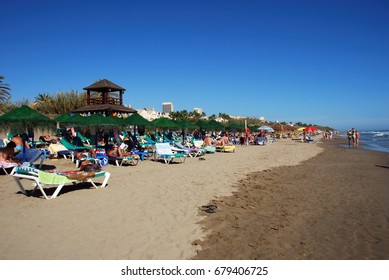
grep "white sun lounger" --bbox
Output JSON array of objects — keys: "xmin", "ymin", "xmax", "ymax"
[
  {"xmin": 154, "ymin": 143, "xmax": 186, "ymax": 164},
  {"xmin": 10, "ymin": 166, "xmax": 111, "ymax": 199}
]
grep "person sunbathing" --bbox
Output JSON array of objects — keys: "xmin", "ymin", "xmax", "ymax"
[
  {"xmin": 10, "ymin": 134, "xmax": 29, "ymax": 154},
  {"xmin": 221, "ymin": 133, "xmax": 232, "ymax": 145},
  {"xmin": 107, "ymin": 144, "xmax": 139, "ymax": 158},
  {"xmin": 0, "ymin": 145, "xmax": 20, "ymax": 168},
  {"xmin": 215, "ymin": 137, "xmax": 223, "ymax": 147},
  {"xmin": 74, "ymin": 146, "xmax": 97, "ymax": 160},
  {"xmin": 39, "ymin": 135, "xmax": 58, "ymax": 143},
  {"xmin": 203, "ymin": 134, "xmax": 214, "ymax": 146}
]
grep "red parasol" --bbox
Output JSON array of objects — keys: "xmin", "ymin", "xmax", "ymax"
[{"xmin": 305, "ymin": 126, "xmax": 317, "ymax": 132}]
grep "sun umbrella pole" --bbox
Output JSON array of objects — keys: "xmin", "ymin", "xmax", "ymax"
[
  {"xmin": 245, "ymin": 120, "xmax": 248, "ymax": 146},
  {"xmin": 90, "ymin": 126, "xmax": 97, "ymax": 146},
  {"xmin": 182, "ymin": 128, "xmax": 185, "ymax": 145}
]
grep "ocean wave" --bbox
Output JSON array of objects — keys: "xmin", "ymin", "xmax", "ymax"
[
  {"xmin": 360, "ymin": 130, "xmax": 389, "ymax": 137},
  {"xmin": 373, "ymin": 132, "xmax": 389, "ymax": 137}
]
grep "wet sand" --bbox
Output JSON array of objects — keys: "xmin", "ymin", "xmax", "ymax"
[{"xmin": 193, "ymin": 138, "xmax": 389, "ymax": 259}]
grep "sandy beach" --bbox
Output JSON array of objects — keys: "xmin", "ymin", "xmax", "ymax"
[
  {"xmin": 1, "ymin": 137, "xmax": 388, "ymax": 260},
  {"xmin": 194, "ymin": 138, "xmax": 389, "ymax": 260}
]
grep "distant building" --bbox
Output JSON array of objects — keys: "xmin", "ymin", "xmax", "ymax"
[
  {"xmin": 136, "ymin": 108, "xmax": 161, "ymax": 121},
  {"xmin": 193, "ymin": 107, "xmax": 203, "ymax": 114},
  {"xmin": 214, "ymin": 117, "xmax": 226, "ymax": 122},
  {"xmin": 162, "ymin": 102, "xmax": 174, "ymax": 114},
  {"xmin": 230, "ymin": 115, "xmax": 246, "ymax": 120}
]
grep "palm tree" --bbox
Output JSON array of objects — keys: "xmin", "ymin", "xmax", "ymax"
[
  {"xmin": 0, "ymin": 75, "xmax": 11, "ymax": 103},
  {"xmin": 35, "ymin": 92, "xmax": 51, "ymax": 102}
]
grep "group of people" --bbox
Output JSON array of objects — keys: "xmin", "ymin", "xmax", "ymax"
[
  {"xmin": 63, "ymin": 129, "xmax": 140, "ymax": 161},
  {"xmin": 1, "ymin": 127, "xmax": 274, "ymax": 173},
  {"xmin": 347, "ymin": 128, "xmax": 360, "ymax": 148},
  {"xmin": 323, "ymin": 130, "xmax": 333, "ymax": 141},
  {"xmin": 192, "ymin": 130, "xmax": 274, "ymax": 147}
]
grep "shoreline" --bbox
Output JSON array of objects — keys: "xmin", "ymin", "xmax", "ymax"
[{"xmin": 193, "ymin": 137, "xmax": 389, "ymax": 259}]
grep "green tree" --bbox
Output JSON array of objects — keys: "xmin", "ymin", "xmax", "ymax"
[
  {"xmin": 170, "ymin": 110, "xmax": 206, "ymax": 122},
  {"xmin": 35, "ymin": 92, "xmax": 51, "ymax": 102},
  {"xmin": 170, "ymin": 110, "xmax": 190, "ymax": 121},
  {"xmin": 0, "ymin": 76, "xmax": 11, "ymax": 103},
  {"xmin": 188, "ymin": 111, "xmax": 206, "ymax": 122},
  {"xmin": 209, "ymin": 114, "xmax": 217, "ymax": 120},
  {"xmin": 218, "ymin": 112, "xmax": 231, "ymax": 120}
]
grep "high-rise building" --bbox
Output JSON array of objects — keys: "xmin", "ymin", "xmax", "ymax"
[{"xmin": 162, "ymin": 102, "xmax": 174, "ymax": 114}]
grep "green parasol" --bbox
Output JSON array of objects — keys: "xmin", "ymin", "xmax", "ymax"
[
  {"xmin": 123, "ymin": 113, "xmax": 151, "ymax": 126},
  {"xmin": 195, "ymin": 120, "xmax": 210, "ymax": 130},
  {"xmin": 0, "ymin": 105, "xmax": 56, "ymax": 162},
  {"xmin": 79, "ymin": 114, "xmax": 126, "ymax": 127},
  {"xmin": 207, "ymin": 119, "xmax": 225, "ymax": 130},
  {"xmin": 174, "ymin": 120, "xmax": 198, "ymax": 144},
  {"xmin": 151, "ymin": 117, "xmax": 178, "ymax": 128},
  {"xmin": 175, "ymin": 119, "xmax": 197, "ymax": 129},
  {"xmin": 0, "ymin": 105, "xmax": 55, "ymax": 130},
  {"xmin": 54, "ymin": 113, "xmax": 85, "ymax": 125},
  {"xmin": 151, "ymin": 118, "xmax": 178, "ymax": 142}
]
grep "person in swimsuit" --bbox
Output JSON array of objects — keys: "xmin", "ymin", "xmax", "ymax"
[
  {"xmin": 0, "ymin": 142, "xmax": 21, "ymax": 171},
  {"xmin": 10, "ymin": 134, "xmax": 29, "ymax": 154},
  {"xmin": 107, "ymin": 144, "xmax": 138, "ymax": 158},
  {"xmin": 203, "ymin": 134, "xmax": 213, "ymax": 146}
]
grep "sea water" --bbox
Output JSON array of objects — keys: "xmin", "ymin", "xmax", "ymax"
[
  {"xmin": 358, "ymin": 130, "xmax": 389, "ymax": 153},
  {"xmin": 340, "ymin": 130, "xmax": 389, "ymax": 154}
]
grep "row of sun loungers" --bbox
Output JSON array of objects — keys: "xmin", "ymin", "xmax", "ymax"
[{"xmin": 2, "ymin": 133, "xmax": 241, "ymax": 199}]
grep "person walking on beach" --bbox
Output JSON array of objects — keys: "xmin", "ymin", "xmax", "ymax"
[
  {"xmin": 355, "ymin": 130, "xmax": 360, "ymax": 147},
  {"xmin": 352, "ymin": 128, "xmax": 357, "ymax": 147},
  {"xmin": 347, "ymin": 129, "xmax": 353, "ymax": 148}
]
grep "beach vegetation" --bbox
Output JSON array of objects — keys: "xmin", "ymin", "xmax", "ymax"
[
  {"xmin": 35, "ymin": 92, "xmax": 51, "ymax": 103},
  {"xmin": 33, "ymin": 90, "xmax": 87, "ymax": 115},
  {"xmin": 169, "ymin": 110, "xmax": 206, "ymax": 122},
  {"xmin": 218, "ymin": 113, "xmax": 231, "ymax": 121},
  {"xmin": 208, "ymin": 113, "xmax": 231, "ymax": 121},
  {"xmin": 0, "ymin": 98, "xmax": 30, "ymax": 114},
  {"xmin": 0, "ymin": 76, "xmax": 11, "ymax": 104}
]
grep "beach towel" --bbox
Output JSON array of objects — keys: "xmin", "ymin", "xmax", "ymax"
[
  {"xmin": 48, "ymin": 143, "xmax": 68, "ymax": 155},
  {"xmin": 37, "ymin": 170, "xmax": 75, "ymax": 184},
  {"xmin": 0, "ymin": 161, "xmax": 18, "ymax": 169}
]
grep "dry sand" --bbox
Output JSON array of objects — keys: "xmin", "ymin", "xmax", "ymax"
[{"xmin": 0, "ymin": 138, "xmax": 322, "ymax": 259}]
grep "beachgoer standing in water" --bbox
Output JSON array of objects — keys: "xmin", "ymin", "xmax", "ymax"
[
  {"xmin": 355, "ymin": 130, "xmax": 360, "ymax": 147},
  {"xmin": 347, "ymin": 129, "xmax": 353, "ymax": 148}
]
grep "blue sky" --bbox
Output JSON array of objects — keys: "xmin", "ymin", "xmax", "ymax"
[{"xmin": 2, "ymin": 0, "xmax": 389, "ymax": 130}]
